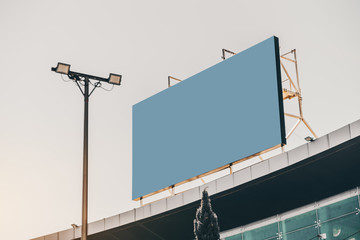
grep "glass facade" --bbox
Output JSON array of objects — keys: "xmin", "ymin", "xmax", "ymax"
[{"xmin": 225, "ymin": 195, "xmax": 360, "ymax": 240}]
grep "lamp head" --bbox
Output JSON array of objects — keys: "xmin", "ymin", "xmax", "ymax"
[
  {"xmin": 304, "ymin": 136, "xmax": 314, "ymax": 142},
  {"xmin": 108, "ymin": 73, "xmax": 122, "ymax": 85},
  {"xmin": 71, "ymin": 224, "xmax": 78, "ymax": 229},
  {"xmin": 52, "ymin": 63, "xmax": 71, "ymax": 75}
]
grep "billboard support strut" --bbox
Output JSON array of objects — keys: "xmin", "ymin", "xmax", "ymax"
[{"xmin": 220, "ymin": 48, "xmax": 318, "ymax": 142}]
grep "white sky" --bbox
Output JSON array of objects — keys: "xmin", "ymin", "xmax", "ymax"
[{"xmin": 0, "ymin": 1, "xmax": 359, "ymax": 239}]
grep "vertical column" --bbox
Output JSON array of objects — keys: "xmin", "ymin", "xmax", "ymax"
[{"xmin": 82, "ymin": 78, "xmax": 89, "ymax": 240}]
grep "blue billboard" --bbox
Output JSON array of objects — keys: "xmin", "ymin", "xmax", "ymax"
[{"xmin": 133, "ymin": 36, "xmax": 285, "ymax": 200}]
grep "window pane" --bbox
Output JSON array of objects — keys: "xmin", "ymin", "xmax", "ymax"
[
  {"xmin": 319, "ymin": 213, "xmax": 360, "ymax": 240},
  {"xmin": 243, "ymin": 222, "xmax": 278, "ymax": 240},
  {"xmin": 282, "ymin": 210, "xmax": 317, "ymax": 233},
  {"xmin": 318, "ymin": 196, "xmax": 359, "ymax": 222},
  {"xmin": 226, "ymin": 233, "xmax": 242, "ymax": 240},
  {"xmin": 282, "ymin": 226, "xmax": 318, "ymax": 240}
]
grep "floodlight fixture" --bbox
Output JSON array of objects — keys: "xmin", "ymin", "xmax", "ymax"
[
  {"xmin": 51, "ymin": 62, "xmax": 122, "ymax": 240},
  {"xmin": 109, "ymin": 73, "xmax": 122, "ymax": 85},
  {"xmin": 52, "ymin": 62, "xmax": 71, "ymax": 75},
  {"xmin": 71, "ymin": 224, "xmax": 78, "ymax": 229},
  {"xmin": 305, "ymin": 136, "xmax": 314, "ymax": 142}
]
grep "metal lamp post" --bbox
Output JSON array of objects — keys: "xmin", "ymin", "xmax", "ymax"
[{"xmin": 51, "ymin": 63, "xmax": 122, "ymax": 240}]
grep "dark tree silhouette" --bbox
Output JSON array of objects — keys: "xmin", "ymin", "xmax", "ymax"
[{"xmin": 193, "ymin": 189, "xmax": 220, "ymax": 240}]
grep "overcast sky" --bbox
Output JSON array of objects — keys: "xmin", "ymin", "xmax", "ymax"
[{"xmin": 1, "ymin": 1, "xmax": 360, "ymax": 239}]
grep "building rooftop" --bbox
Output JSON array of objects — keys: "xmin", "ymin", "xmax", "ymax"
[{"xmin": 32, "ymin": 119, "xmax": 360, "ymax": 240}]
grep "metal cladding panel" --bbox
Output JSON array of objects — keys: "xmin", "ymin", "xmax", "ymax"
[{"xmin": 132, "ymin": 36, "xmax": 285, "ymax": 199}]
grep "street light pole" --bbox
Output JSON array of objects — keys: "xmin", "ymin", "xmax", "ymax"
[
  {"xmin": 51, "ymin": 63, "xmax": 122, "ymax": 240},
  {"xmin": 82, "ymin": 77, "xmax": 89, "ymax": 240}
]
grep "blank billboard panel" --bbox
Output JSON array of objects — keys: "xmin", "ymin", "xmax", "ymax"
[{"xmin": 133, "ymin": 36, "xmax": 285, "ymax": 200}]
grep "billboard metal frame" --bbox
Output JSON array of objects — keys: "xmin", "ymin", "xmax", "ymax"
[
  {"xmin": 280, "ymin": 49, "xmax": 318, "ymax": 140},
  {"xmin": 167, "ymin": 76, "xmax": 182, "ymax": 88}
]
